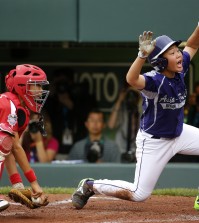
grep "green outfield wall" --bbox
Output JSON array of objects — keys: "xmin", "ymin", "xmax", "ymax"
[
  {"xmin": 0, "ymin": 0, "xmax": 198, "ymax": 42},
  {"xmin": 1, "ymin": 163, "xmax": 199, "ymax": 189}
]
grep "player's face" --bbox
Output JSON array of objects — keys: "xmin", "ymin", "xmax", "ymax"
[
  {"xmin": 163, "ymin": 45, "xmax": 183, "ymax": 73},
  {"xmin": 28, "ymin": 84, "xmax": 43, "ymax": 98},
  {"xmin": 85, "ymin": 113, "xmax": 105, "ymax": 135},
  {"xmin": 29, "ymin": 84, "xmax": 42, "ymax": 92}
]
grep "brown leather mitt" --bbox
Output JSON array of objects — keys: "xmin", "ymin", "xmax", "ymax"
[{"xmin": 8, "ymin": 188, "xmax": 49, "ymax": 209}]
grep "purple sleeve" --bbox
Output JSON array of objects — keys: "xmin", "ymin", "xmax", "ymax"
[{"xmin": 143, "ymin": 72, "xmax": 159, "ymax": 92}]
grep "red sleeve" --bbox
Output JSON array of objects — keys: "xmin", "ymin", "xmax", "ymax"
[{"xmin": 0, "ymin": 94, "xmax": 18, "ymax": 132}]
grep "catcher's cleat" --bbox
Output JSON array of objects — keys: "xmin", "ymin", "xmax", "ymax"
[
  {"xmin": 194, "ymin": 195, "xmax": 199, "ymax": 210},
  {"xmin": 0, "ymin": 199, "xmax": 9, "ymax": 212},
  {"xmin": 72, "ymin": 178, "xmax": 95, "ymax": 209}
]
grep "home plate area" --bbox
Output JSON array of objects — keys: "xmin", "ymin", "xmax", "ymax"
[{"xmin": 0, "ymin": 194, "xmax": 199, "ymax": 223}]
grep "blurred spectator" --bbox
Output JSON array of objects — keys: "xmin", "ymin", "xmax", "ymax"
[
  {"xmin": 194, "ymin": 81, "xmax": 199, "ymax": 95},
  {"xmin": 107, "ymin": 84, "xmax": 141, "ymax": 162},
  {"xmin": 21, "ymin": 112, "xmax": 59, "ymax": 163},
  {"xmin": 45, "ymin": 69, "xmax": 75, "ymax": 158},
  {"xmin": 47, "ymin": 67, "xmax": 75, "ymax": 97},
  {"xmin": 187, "ymin": 94, "xmax": 199, "ymax": 127},
  {"xmin": 68, "ymin": 109, "xmax": 121, "ymax": 163},
  {"xmin": 45, "ymin": 68, "xmax": 97, "ymax": 159},
  {"xmin": 184, "ymin": 83, "xmax": 199, "ymax": 123},
  {"xmin": 72, "ymin": 81, "xmax": 97, "ymax": 141},
  {"xmin": 186, "ymin": 81, "xmax": 199, "ymax": 127}
]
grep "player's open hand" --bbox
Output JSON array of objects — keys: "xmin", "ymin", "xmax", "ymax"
[{"xmin": 138, "ymin": 31, "xmax": 156, "ymax": 58}]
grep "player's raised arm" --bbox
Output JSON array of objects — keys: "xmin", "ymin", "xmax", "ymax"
[
  {"xmin": 126, "ymin": 31, "xmax": 156, "ymax": 90},
  {"xmin": 183, "ymin": 21, "xmax": 199, "ymax": 60}
]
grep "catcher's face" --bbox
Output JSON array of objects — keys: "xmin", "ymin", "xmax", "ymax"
[
  {"xmin": 28, "ymin": 84, "xmax": 43, "ymax": 97},
  {"xmin": 85, "ymin": 113, "xmax": 105, "ymax": 135},
  {"xmin": 24, "ymin": 81, "xmax": 49, "ymax": 113}
]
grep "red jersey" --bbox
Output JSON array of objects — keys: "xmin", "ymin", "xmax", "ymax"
[{"xmin": 0, "ymin": 92, "xmax": 30, "ymax": 137}]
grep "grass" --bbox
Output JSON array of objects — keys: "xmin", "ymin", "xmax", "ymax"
[
  {"xmin": 0, "ymin": 187, "xmax": 74, "ymax": 195},
  {"xmin": 152, "ymin": 188, "xmax": 198, "ymax": 197},
  {"xmin": 0, "ymin": 187, "xmax": 198, "ymax": 197}
]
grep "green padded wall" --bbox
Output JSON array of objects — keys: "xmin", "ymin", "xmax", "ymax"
[
  {"xmin": 79, "ymin": 0, "xmax": 199, "ymax": 42},
  {"xmin": 0, "ymin": 0, "xmax": 198, "ymax": 42},
  {"xmin": 1, "ymin": 163, "xmax": 199, "ymax": 189},
  {"xmin": 0, "ymin": 0, "xmax": 77, "ymax": 41}
]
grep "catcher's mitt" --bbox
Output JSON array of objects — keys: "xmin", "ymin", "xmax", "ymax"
[{"xmin": 8, "ymin": 188, "xmax": 49, "ymax": 209}]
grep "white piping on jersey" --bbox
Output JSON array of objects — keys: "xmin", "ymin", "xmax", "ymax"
[
  {"xmin": 1, "ymin": 94, "xmax": 18, "ymax": 127},
  {"xmin": 142, "ymin": 76, "xmax": 166, "ymax": 132},
  {"xmin": 0, "ymin": 94, "xmax": 7, "ymax": 99},
  {"xmin": 7, "ymin": 100, "xmax": 17, "ymax": 127},
  {"xmin": 0, "ymin": 94, "xmax": 17, "ymax": 115},
  {"xmin": 10, "ymin": 100, "xmax": 16, "ymax": 114},
  {"xmin": 141, "ymin": 90, "xmax": 158, "ymax": 99}
]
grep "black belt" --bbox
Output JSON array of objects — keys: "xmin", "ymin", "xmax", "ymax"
[
  {"xmin": 151, "ymin": 135, "xmax": 174, "ymax": 140},
  {"xmin": 151, "ymin": 135, "xmax": 161, "ymax": 139},
  {"xmin": 140, "ymin": 129, "xmax": 174, "ymax": 140},
  {"xmin": 140, "ymin": 129, "xmax": 160, "ymax": 139}
]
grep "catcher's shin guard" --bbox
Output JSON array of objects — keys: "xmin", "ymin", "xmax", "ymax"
[
  {"xmin": 0, "ymin": 125, "xmax": 14, "ymax": 157},
  {"xmin": 0, "ymin": 199, "xmax": 9, "ymax": 212}
]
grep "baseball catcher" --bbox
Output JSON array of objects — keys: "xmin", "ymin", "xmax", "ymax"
[{"xmin": 0, "ymin": 64, "xmax": 50, "ymax": 212}]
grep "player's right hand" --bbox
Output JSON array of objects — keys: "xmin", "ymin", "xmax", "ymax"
[
  {"xmin": 30, "ymin": 181, "xmax": 43, "ymax": 197},
  {"xmin": 138, "ymin": 31, "xmax": 156, "ymax": 58}
]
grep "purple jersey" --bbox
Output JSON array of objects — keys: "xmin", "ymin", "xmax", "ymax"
[{"xmin": 140, "ymin": 51, "xmax": 190, "ymax": 138}]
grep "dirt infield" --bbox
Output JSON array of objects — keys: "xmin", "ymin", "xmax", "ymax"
[{"xmin": 0, "ymin": 194, "xmax": 199, "ymax": 223}]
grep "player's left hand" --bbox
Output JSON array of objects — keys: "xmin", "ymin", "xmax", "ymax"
[{"xmin": 138, "ymin": 31, "xmax": 156, "ymax": 58}]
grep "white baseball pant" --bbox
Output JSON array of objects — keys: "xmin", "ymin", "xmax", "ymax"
[{"xmin": 93, "ymin": 123, "xmax": 199, "ymax": 202}]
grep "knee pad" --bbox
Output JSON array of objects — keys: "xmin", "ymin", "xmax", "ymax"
[
  {"xmin": 0, "ymin": 131, "xmax": 14, "ymax": 156},
  {"xmin": 133, "ymin": 189, "xmax": 151, "ymax": 202}
]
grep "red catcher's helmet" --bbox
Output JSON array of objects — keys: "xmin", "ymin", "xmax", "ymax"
[{"xmin": 5, "ymin": 64, "xmax": 49, "ymax": 113}]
